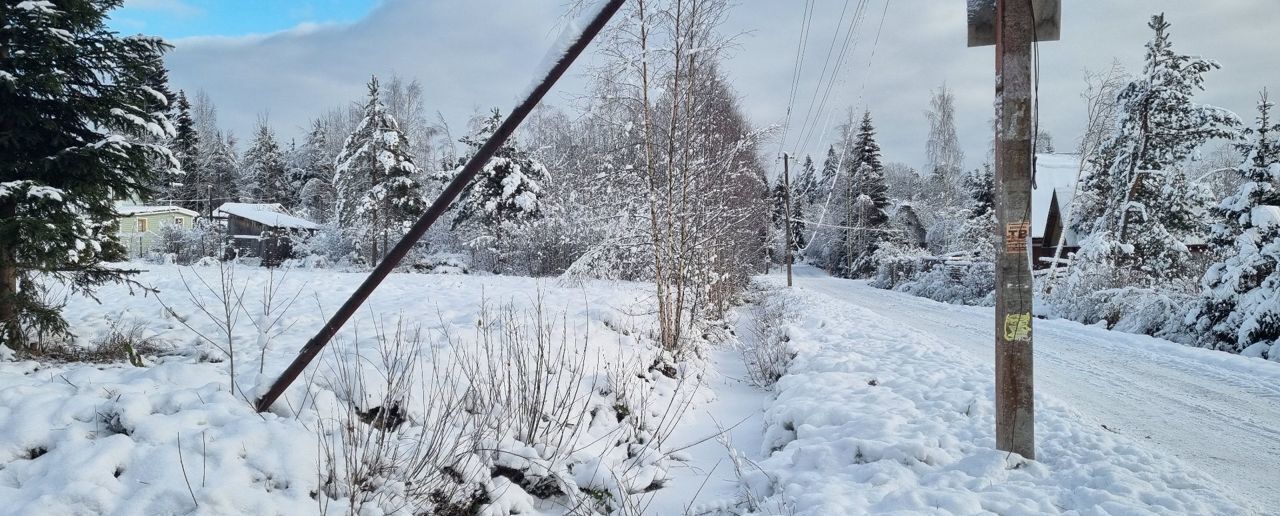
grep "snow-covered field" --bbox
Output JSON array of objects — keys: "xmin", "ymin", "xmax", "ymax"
[{"xmin": 0, "ymin": 264, "xmax": 702, "ymax": 515}]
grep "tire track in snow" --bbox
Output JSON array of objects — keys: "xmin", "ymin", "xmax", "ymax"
[{"xmin": 794, "ymin": 271, "xmax": 1280, "ymax": 514}]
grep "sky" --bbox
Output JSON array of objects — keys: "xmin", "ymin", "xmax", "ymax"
[{"xmin": 111, "ymin": 0, "xmax": 1280, "ymax": 175}]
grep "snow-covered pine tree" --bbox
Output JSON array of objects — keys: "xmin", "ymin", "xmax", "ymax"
[
  {"xmin": 451, "ymin": 108, "xmax": 549, "ymax": 271},
  {"xmin": 1188, "ymin": 90, "xmax": 1280, "ymax": 358},
  {"xmin": 296, "ymin": 119, "xmax": 337, "ymax": 223},
  {"xmin": 796, "ymin": 155, "xmax": 819, "ymax": 204},
  {"xmin": 818, "ymin": 145, "xmax": 839, "ymax": 201},
  {"xmin": 955, "ymin": 163, "xmax": 998, "ymax": 260},
  {"xmin": 202, "ymin": 131, "xmax": 240, "ymax": 210},
  {"xmin": 1070, "ymin": 14, "xmax": 1240, "ymax": 288},
  {"xmin": 167, "ymin": 90, "xmax": 202, "ymax": 211},
  {"xmin": 333, "ymin": 76, "xmax": 426, "ymax": 264},
  {"xmin": 839, "ymin": 111, "xmax": 890, "ymax": 278},
  {"xmin": 239, "ymin": 120, "xmax": 288, "ymax": 203},
  {"xmin": 790, "ymin": 178, "xmax": 808, "ymax": 252},
  {"xmin": 0, "ymin": 0, "xmax": 175, "ymax": 348},
  {"xmin": 770, "ymin": 174, "xmax": 788, "ymax": 262}
]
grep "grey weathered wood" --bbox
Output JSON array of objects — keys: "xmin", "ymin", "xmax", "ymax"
[
  {"xmin": 968, "ymin": 0, "xmax": 1060, "ymax": 47},
  {"xmin": 994, "ymin": 0, "xmax": 1036, "ymax": 459}
]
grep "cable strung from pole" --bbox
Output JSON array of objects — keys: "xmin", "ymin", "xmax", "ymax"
[
  {"xmin": 775, "ymin": 0, "xmax": 816, "ymax": 163},
  {"xmin": 794, "ymin": 0, "xmax": 871, "ymax": 156},
  {"xmin": 797, "ymin": 0, "xmax": 891, "ymax": 253},
  {"xmin": 788, "ymin": 0, "xmax": 854, "ymax": 158}
]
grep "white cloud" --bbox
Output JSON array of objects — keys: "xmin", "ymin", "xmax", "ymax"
[{"xmin": 165, "ymin": 0, "xmax": 1280, "ymax": 173}]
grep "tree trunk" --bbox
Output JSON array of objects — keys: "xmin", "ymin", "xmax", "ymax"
[{"xmin": 0, "ymin": 201, "xmax": 23, "ymax": 351}]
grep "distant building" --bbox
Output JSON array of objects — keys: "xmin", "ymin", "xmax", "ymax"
[
  {"xmin": 213, "ymin": 203, "xmax": 319, "ymax": 266},
  {"xmin": 1029, "ymin": 153, "xmax": 1207, "ymax": 269},
  {"xmin": 1030, "ymin": 153, "xmax": 1083, "ymax": 268},
  {"xmin": 114, "ymin": 204, "xmax": 200, "ymax": 259}
]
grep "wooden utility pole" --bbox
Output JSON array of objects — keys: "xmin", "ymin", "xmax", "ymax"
[
  {"xmin": 993, "ymin": 0, "xmax": 1036, "ymax": 460},
  {"xmin": 969, "ymin": 0, "xmax": 1059, "ymax": 460},
  {"xmin": 782, "ymin": 153, "xmax": 794, "ymax": 287}
]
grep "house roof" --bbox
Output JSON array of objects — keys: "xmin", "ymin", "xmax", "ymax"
[
  {"xmin": 1031, "ymin": 153, "xmax": 1084, "ymax": 243},
  {"xmin": 114, "ymin": 204, "xmax": 199, "ymax": 218},
  {"xmin": 213, "ymin": 203, "xmax": 319, "ymax": 230}
]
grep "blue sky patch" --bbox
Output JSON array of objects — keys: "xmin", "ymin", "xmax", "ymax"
[{"xmin": 108, "ymin": 0, "xmax": 379, "ymax": 39}]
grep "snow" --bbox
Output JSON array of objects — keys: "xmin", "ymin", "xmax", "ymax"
[
  {"xmin": 15, "ymin": 1, "xmax": 55, "ymax": 12},
  {"xmin": 0, "ymin": 266, "xmax": 699, "ymax": 515},
  {"xmin": 1250, "ymin": 205, "xmax": 1280, "ymax": 230},
  {"xmin": 114, "ymin": 204, "xmax": 198, "ymax": 218},
  {"xmin": 213, "ymin": 203, "xmax": 319, "ymax": 230},
  {"xmin": 4, "ymin": 263, "xmax": 1276, "ymax": 514},
  {"xmin": 787, "ymin": 266, "xmax": 1278, "ymax": 513},
  {"xmin": 1032, "ymin": 153, "xmax": 1084, "ymax": 242}
]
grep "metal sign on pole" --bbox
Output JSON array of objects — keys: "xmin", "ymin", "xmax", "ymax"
[
  {"xmin": 968, "ymin": 0, "xmax": 1059, "ymax": 460},
  {"xmin": 254, "ymin": 0, "xmax": 627, "ymax": 413}
]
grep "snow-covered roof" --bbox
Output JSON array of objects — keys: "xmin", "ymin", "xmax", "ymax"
[
  {"xmin": 114, "ymin": 204, "xmax": 198, "ymax": 218},
  {"xmin": 1032, "ymin": 153, "xmax": 1084, "ymax": 243},
  {"xmin": 213, "ymin": 203, "xmax": 319, "ymax": 230}
]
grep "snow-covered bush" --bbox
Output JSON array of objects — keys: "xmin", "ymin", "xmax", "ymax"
[
  {"xmin": 409, "ymin": 252, "xmax": 471, "ymax": 275},
  {"xmin": 292, "ymin": 222, "xmax": 359, "ymax": 268},
  {"xmin": 870, "ymin": 241, "xmax": 932, "ymax": 289},
  {"xmin": 1046, "ymin": 241, "xmax": 1196, "ymax": 343},
  {"xmin": 871, "ymin": 242, "xmax": 994, "ymax": 306},
  {"xmin": 151, "ymin": 223, "xmax": 224, "ymax": 265},
  {"xmin": 742, "ymin": 288, "xmax": 795, "ymax": 389},
  {"xmin": 312, "ymin": 298, "xmax": 695, "ymax": 515},
  {"xmin": 897, "ymin": 262, "xmax": 995, "ymax": 307}
]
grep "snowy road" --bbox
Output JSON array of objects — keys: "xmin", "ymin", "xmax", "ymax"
[{"xmin": 791, "ymin": 266, "xmax": 1280, "ymax": 514}]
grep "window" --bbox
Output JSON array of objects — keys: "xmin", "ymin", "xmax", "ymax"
[
  {"xmin": 174, "ymin": 217, "xmax": 185, "ymax": 227},
  {"xmin": 136, "ymin": 218, "xmax": 148, "ymax": 233}
]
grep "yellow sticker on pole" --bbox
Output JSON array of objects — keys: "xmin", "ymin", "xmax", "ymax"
[{"xmin": 1004, "ymin": 313, "xmax": 1032, "ymax": 342}]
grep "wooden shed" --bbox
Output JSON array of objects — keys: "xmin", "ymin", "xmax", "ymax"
[{"xmin": 213, "ymin": 203, "xmax": 319, "ymax": 266}]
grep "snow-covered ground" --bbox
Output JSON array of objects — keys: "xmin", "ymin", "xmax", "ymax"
[
  {"xmin": 0, "ymin": 265, "xmax": 700, "ymax": 515},
  {"xmin": 776, "ymin": 264, "xmax": 1278, "ymax": 514},
  {"xmin": 4, "ymin": 263, "xmax": 1276, "ymax": 515}
]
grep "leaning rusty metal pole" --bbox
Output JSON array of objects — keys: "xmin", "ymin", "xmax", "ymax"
[
  {"xmin": 993, "ymin": 0, "xmax": 1035, "ymax": 459},
  {"xmin": 255, "ymin": 0, "xmax": 627, "ymax": 413}
]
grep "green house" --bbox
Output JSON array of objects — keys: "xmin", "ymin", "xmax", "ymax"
[{"xmin": 113, "ymin": 205, "xmax": 200, "ymax": 259}]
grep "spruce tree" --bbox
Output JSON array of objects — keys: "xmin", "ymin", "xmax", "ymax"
[
  {"xmin": 239, "ymin": 120, "xmax": 288, "ymax": 203},
  {"xmin": 297, "ymin": 120, "xmax": 336, "ymax": 223},
  {"xmin": 452, "ymin": 109, "xmax": 549, "ymax": 231},
  {"xmin": 0, "ymin": 0, "xmax": 175, "ymax": 348},
  {"xmin": 334, "ymin": 76, "xmax": 426, "ymax": 264},
  {"xmin": 840, "ymin": 111, "xmax": 890, "ymax": 278},
  {"xmin": 1189, "ymin": 90, "xmax": 1280, "ymax": 357},
  {"xmin": 957, "ymin": 163, "xmax": 998, "ymax": 260},
  {"xmin": 1071, "ymin": 14, "xmax": 1239, "ymax": 287},
  {"xmin": 790, "ymin": 179, "xmax": 808, "ymax": 251},
  {"xmin": 203, "ymin": 132, "xmax": 240, "ymax": 210},
  {"xmin": 796, "ymin": 155, "xmax": 819, "ymax": 204},
  {"xmin": 168, "ymin": 90, "xmax": 201, "ymax": 211},
  {"xmin": 818, "ymin": 145, "xmax": 839, "ymax": 201}
]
